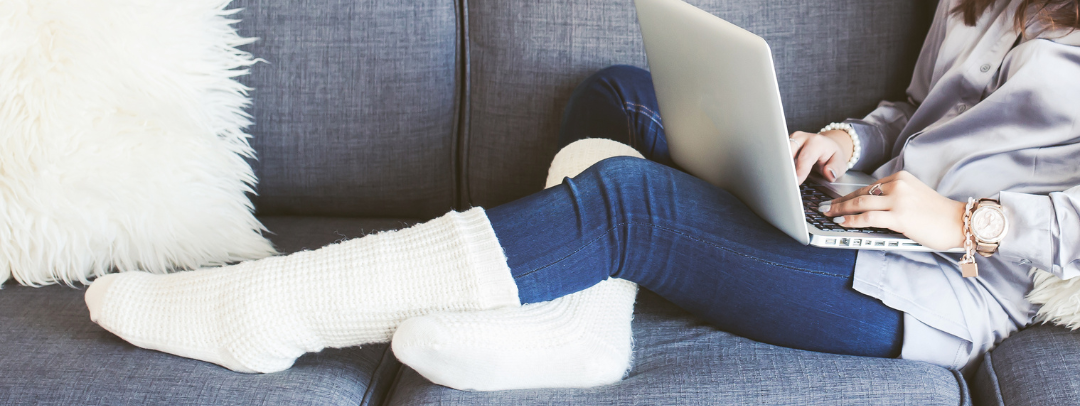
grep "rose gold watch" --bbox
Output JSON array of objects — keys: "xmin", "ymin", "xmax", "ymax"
[{"xmin": 970, "ymin": 198, "xmax": 1008, "ymax": 257}]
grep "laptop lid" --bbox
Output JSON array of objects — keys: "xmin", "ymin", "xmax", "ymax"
[{"xmin": 635, "ymin": 0, "xmax": 810, "ymax": 245}]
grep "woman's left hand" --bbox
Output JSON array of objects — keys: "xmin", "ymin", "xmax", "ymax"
[{"xmin": 819, "ymin": 171, "xmax": 967, "ymax": 251}]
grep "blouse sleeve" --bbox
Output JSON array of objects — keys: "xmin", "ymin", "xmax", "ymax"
[
  {"xmin": 986, "ymin": 33, "xmax": 1080, "ymax": 280},
  {"xmin": 999, "ymin": 187, "xmax": 1080, "ymax": 280},
  {"xmin": 846, "ymin": 0, "xmax": 951, "ymax": 172}
]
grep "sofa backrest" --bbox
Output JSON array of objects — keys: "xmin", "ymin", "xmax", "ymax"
[
  {"xmin": 461, "ymin": 0, "xmax": 937, "ymax": 208},
  {"xmin": 234, "ymin": 0, "xmax": 461, "ymax": 219},
  {"xmin": 234, "ymin": 0, "xmax": 935, "ymax": 218}
]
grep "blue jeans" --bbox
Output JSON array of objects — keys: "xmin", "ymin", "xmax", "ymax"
[{"xmin": 485, "ymin": 65, "xmax": 903, "ymax": 359}]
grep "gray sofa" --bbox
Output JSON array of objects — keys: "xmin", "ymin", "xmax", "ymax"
[{"xmin": 0, "ymin": 0, "xmax": 1072, "ymax": 404}]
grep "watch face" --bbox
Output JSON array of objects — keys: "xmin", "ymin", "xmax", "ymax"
[{"xmin": 972, "ymin": 207, "xmax": 1006, "ymax": 242}]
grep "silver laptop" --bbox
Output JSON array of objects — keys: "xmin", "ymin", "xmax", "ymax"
[{"xmin": 635, "ymin": 0, "xmax": 956, "ymax": 252}]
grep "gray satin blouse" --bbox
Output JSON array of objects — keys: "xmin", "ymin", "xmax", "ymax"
[{"xmin": 841, "ymin": 0, "xmax": 1080, "ymax": 372}]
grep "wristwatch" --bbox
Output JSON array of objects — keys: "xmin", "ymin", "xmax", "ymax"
[{"xmin": 969, "ymin": 198, "xmax": 1008, "ymax": 257}]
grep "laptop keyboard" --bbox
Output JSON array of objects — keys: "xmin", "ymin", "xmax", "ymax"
[{"xmin": 800, "ymin": 184, "xmax": 893, "ymax": 234}]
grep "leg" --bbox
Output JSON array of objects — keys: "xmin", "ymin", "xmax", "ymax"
[
  {"xmin": 86, "ymin": 158, "xmax": 897, "ymax": 375},
  {"xmin": 559, "ymin": 65, "xmax": 675, "ymax": 167},
  {"xmin": 85, "ymin": 208, "xmax": 520, "ymax": 373},
  {"xmin": 488, "ymin": 157, "xmax": 902, "ymax": 358},
  {"xmin": 394, "ymin": 65, "xmax": 670, "ymax": 391},
  {"xmin": 392, "ymin": 139, "xmax": 643, "ymax": 391}
]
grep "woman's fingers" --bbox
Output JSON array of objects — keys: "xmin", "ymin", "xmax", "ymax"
[
  {"xmin": 834, "ymin": 210, "xmax": 897, "ymax": 230},
  {"xmin": 790, "ymin": 131, "xmax": 850, "ymax": 184},
  {"xmin": 794, "ymin": 147, "xmax": 822, "ymax": 184},
  {"xmin": 820, "ymin": 194, "xmax": 892, "ymax": 216},
  {"xmin": 789, "ymin": 134, "xmax": 806, "ymax": 159},
  {"xmin": 794, "ymin": 136, "xmax": 835, "ymax": 184},
  {"xmin": 831, "ymin": 172, "xmax": 907, "ymax": 204},
  {"xmin": 828, "ymin": 181, "xmax": 898, "ymax": 208},
  {"xmin": 789, "ymin": 131, "xmax": 815, "ymax": 158},
  {"xmin": 817, "ymin": 154, "xmax": 847, "ymax": 182}
]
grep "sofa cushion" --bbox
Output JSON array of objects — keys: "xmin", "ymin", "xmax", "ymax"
[
  {"xmin": 234, "ymin": 0, "xmax": 460, "ymax": 219},
  {"xmin": 386, "ymin": 289, "xmax": 971, "ymax": 405},
  {"xmin": 462, "ymin": 0, "xmax": 937, "ymax": 207},
  {"xmin": 973, "ymin": 324, "xmax": 1080, "ymax": 406},
  {"xmin": 0, "ymin": 216, "xmax": 415, "ymax": 406}
]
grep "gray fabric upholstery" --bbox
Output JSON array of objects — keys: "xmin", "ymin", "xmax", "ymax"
[
  {"xmin": 973, "ymin": 324, "xmax": 1080, "ymax": 406},
  {"xmin": 233, "ymin": 0, "xmax": 460, "ymax": 219},
  {"xmin": 0, "ymin": 1, "xmax": 997, "ymax": 404},
  {"xmin": 0, "ymin": 217, "xmax": 413, "ymax": 406},
  {"xmin": 260, "ymin": 216, "xmax": 416, "ymax": 253},
  {"xmin": 462, "ymin": 0, "xmax": 937, "ymax": 207},
  {"xmin": 387, "ymin": 289, "xmax": 970, "ymax": 406}
]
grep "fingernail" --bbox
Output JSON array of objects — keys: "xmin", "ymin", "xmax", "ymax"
[
  {"xmin": 827, "ymin": 168, "xmax": 837, "ymax": 181},
  {"xmin": 818, "ymin": 203, "xmax": 831, "ymax": 213},
  {"xmin": 832, "ymin": 216, "xmax": 845, "ymax": 224}
]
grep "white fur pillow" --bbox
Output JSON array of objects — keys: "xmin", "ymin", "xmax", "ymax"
[
  {"xmin": 1028, "ymin": 269, "xmax": 1080, "ymax": 329},
  {"xmin": 0, "ymin": 0, "xmax": 276, "ymax": 286}
]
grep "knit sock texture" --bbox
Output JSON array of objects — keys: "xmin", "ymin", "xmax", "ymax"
[
  {"xmin": 85, "ymin": 208, "xmax": 518, "ymax": 373},
  {"xmin": 392, "ymin": 277, "xmax": 638, "ymax": 391},
  {"xmin": 390, "ymin": 138, "xmax": 644, "ymax": 391}
]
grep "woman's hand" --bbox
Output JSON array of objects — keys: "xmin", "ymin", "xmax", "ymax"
[
  {"xmin": 818, "ymin": 171, "xmax": 967, "ymax": 251},
  {"xmin": 789, "ymin": 130, "xmax": 854, "ymax": 184}
]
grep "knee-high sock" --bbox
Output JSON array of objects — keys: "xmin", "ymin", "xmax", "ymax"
[
  {"xmin": 84, "ymin": 208, "xmax": 519, "ymax": 373},
  {"xmin": 391, "ymin": 138, "xmax": 641, "ymax": 390}
]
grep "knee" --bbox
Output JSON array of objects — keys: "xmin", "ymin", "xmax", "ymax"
[
  {"xmin": 581, "ymin": 156, "xmax": 667, "ymax": 189},
  {"xmin": 570, "ymin": 156, "xmax": 676, "ymax": 222}
]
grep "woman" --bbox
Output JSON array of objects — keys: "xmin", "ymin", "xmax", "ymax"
[{"xmin": 86, "ymin": 0, "xmax": 1080, "ymax": 389}]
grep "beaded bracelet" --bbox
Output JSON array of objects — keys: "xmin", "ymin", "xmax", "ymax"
[{"xmin": 820, "ymin": 122, "xmax": 861, "ymax": 169}]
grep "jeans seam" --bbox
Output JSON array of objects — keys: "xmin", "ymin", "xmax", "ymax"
[
  {"xmin": 513, "ymin": 220, "xmax": 849, "ymax": 280},
  {"xmin": 623, "ymin": 102, "xmax": 665, "ymax": 129}
]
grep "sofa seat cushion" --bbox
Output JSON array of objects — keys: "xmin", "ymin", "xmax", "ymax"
[
  {"xmin": 974, "ymin": 324, "xmax": 1080, "ymax": 406},
  {"xmin": 387, "ymin": 289, "xmax": 971, "ymax": 405},
  {"xmin": 0, "ymin": 216, "xmax": 415, "ymax": 406}
]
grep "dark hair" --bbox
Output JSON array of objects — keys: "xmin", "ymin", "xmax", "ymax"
[{"xmin": 953, "ymin": 0, "xmax": 1080, "ymax": 33}]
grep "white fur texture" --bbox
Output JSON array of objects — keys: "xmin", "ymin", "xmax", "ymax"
[
  {"xmin": 1028, "ymin": 269, "xmax": 1080, "ymax": 329},
  {"xmin": 0, "ymin": 0, "xmax": 276, "ymax": 286}
]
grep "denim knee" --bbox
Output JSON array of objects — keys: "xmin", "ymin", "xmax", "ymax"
[
  {"xmin": 573, "ymin": 156, "xmax": 673, "ymax": 212},
  {"xmin": 583, "ymin": 156, "xmax": 661, "ymax": 184}
]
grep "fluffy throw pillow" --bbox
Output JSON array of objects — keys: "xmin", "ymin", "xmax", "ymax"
[
  {"xmin": 0, "ymin": 0, "xmax": 276, "ymax": 286},
  {"xmin": 1028, "ymin": 269, "xmax": 1080, "ymax": 329}
]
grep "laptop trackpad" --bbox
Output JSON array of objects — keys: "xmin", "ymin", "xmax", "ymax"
[{"xmin": 818, "ymin": 171, "xmax": 875, "ymax": 197}]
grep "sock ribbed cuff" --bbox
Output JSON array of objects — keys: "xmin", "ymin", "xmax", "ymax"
[{"xmin": 454, "ymin": 207, "xmax": 520, "ymax": 309}]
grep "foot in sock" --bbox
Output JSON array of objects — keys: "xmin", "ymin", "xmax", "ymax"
[
  {"xmin": 392, "ymin": 277, "xmax": 638, "ymax": 390},
  {"xmin": 84, "ymin": 208, "xmax": 519, "ymax": 373},
  {"xmin": 390, "ymin": 138, "xmax": 643, "ymax": 390}
]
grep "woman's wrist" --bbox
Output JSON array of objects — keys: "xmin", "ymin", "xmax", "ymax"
[
  {"xmin": 820, "ymin": 130, "xmax": 854, "ymax": 164},
  {"xmin": 951, "ymin": 198, "xmax": 969, "ymax": 250}
]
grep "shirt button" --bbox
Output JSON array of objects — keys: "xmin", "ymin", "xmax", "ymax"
[
  {"xmin": 957, "ymin": 104, "xmax": 968, "ymax": 113},
  {"xmin": 1020, "ymin": 259, "xmax": 1031, "ymax": 265},
  {"xmin": 980, "ymin": 64, "xmax": 992, "ymax": 72}
]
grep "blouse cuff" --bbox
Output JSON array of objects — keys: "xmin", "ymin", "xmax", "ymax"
[{"xmin": 997, "ymin": 191, "xmax": 1064, "ymax": 277}]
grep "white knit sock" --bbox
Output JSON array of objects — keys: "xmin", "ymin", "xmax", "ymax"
[
  {"xmin": 392, "ymin": 277, "xmax": 638, "ymax": 390},
  {"xmin": 84, "ymin": 208, "xmax": 519, "ymax": 374},
  {"xmin": 391, "ymin": 138, "xmax": 643, "ymax": 390}
]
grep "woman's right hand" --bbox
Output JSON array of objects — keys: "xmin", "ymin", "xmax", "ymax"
[{"xmin": 788, "ymin": 130, "xmax": 854, "ymax": 184}]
